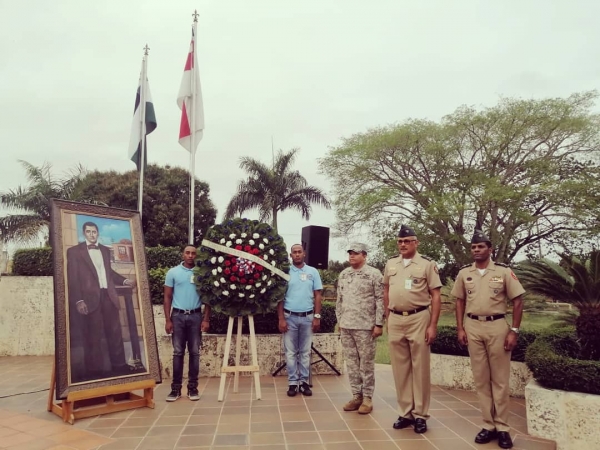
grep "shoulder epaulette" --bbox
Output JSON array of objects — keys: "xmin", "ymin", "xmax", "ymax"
[
  {"xmin": 459, "ymin": 264, "xmax": 471, "ymax": 270},
  {"xmin": 495, "ymin": 262, "xmax": 510, "ymax": 268},
  {"xmin": 420, "ymin": 255, "xmax": 433, "ymax": 261},
  {"xmin": 389, "ymin": 254, "xmax": 399, "ymax": 259}
]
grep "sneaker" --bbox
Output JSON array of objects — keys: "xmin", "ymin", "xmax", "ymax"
[
  {"xmin": 188, "ymin": 388, "xmax": 200, "ymax": 401},
  {"xmin": 343, "ymin": 394, "xmax": 363, "ymax": 411},
  {"xmin": 166, "ymin": 388, "xmax": 181, "ymax": 402},
  {"xmin": 287, "ymin": 385, "xmax": 298, "ymax": 397},
  {"xmin": 299, "ymin": 382, "xmax": 312, "ymax": 396},
  {"xmin": 358, "ymin": 396, "xmax": 373, "ymax": 414}
]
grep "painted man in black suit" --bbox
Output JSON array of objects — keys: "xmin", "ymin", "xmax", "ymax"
[{"xmin": 67, "ymin": 221, "xmax": 136, "ymax": 381}]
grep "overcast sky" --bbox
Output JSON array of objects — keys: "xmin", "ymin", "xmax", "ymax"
[{"xmin": 2, "ymin": 0, "xmax": 600, "ymax": 262}]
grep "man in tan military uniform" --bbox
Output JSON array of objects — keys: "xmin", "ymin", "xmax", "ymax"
[
  {"xmin": 336, "ymin": 243, "xmax": 384, "ymax": 415},
  {"xmin": 451, "ymin": 230, "xmax": 524, "ymax": 449},
  {"xmin": 384, "ymin": 225, "xmax": 442, "ymax": 434}
]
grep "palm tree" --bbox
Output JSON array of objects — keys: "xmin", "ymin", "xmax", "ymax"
[
  {"xmin": 0, "ymin": 160, "xmax": 88, "ymax": 244},
  {"xmin": 224, "ymin": 148, "xmax": 331, "ymax": 230},
  {"xmin": 516, "ymin": 252, "xmax": 600, "ymax": 360}
]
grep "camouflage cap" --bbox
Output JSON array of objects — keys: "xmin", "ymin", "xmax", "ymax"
[
  {"xmin": 347, "ymin": 243, "xmax": 368, "ymax": 254},
  {"xmin": 398, "ymin": 224, "xmax": 417, "ymax": 237},
  {"xmin": 471, "ymin": 229, "xmax": 492, "ymax": 245}
]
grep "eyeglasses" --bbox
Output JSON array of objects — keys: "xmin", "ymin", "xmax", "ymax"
[{"xmin": 397, "ymin": 239, "xmax": 417, "ymax": 244}]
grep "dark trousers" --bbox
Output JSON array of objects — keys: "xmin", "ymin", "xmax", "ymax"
[
  {"xmin": 81, "ymin": 290, "xmax": 127, "ymax": 378},
  {"xmin": 171, "ymin": 310, "xmax": 202, "ymax": 391}
]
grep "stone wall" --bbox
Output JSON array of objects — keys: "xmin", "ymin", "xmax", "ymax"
[{"xmin": 526, "ymin": 380, "xmax": 600, "ymax": 450}]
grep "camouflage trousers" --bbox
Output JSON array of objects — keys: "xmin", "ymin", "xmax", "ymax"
[{"xmin": 341, "ymin": 328, "xmax": 376, "ymax": 397}]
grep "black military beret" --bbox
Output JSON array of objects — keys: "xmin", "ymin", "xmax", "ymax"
[
  {"xmin": 398, "ymin": 224, "xmax": 417, "ymax": 237},
  {"xmin": 471, "ymin": 229, "xmax": 491, "ymax": 244}
]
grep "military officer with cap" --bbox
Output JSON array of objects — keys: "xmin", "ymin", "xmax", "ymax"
[
  {"xmin": 451, "ymin": 229, "xmax": 525, "ymax": 449},
  {"xmin": 383, "ymin": 225, "xmax": 442, "ymax": 434},
  {"xmin": 336, "ymin": 243, "xmax": 384, "ymax": 414}
]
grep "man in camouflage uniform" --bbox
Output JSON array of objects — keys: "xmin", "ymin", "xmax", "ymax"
[
  {"xmin": 336, "ymin": 243, "xmax": 384, "ymax": 414},
  {"xmin": 451, "ymin": 230, "xmax": 524, "ymax": 449}
]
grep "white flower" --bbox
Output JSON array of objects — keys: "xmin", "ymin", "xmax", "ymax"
[
  {"xmin": 267, "ymin": 280, "xmax": 272, "ymax": 286},
  {"xmin": 241, "ymin": 233, "xmax": 247, "ymax": 238},
  {"xmin": 218, "ymin": 256, "xmax": 224, "ymax": 263},
  {"xmin": 259, "ymin": 243, "xmax": 265, "ymax": 250},
  {"xmin": 249, "ymin": 294, "xmax": 255, "ymax": 299},
  {"xmin": 260, "ymin": 288, "xmax": 266, "ymax": 294},
  {"xmin": 210, "ymin": 257, "xmax": 217, "ymax": 264},
  {"xmin": 230, "ymin": 284, "xmax": 237, "ymax": 290},
  {"xmin": 255, "ymin": 282, "xmax": 262, "ymax": 287},
  {"xmin": 262, "ymin": 275, "xmax": 267, "ymax": 281},
  {"xmin": 253, "ymin": 233, "xmax": 259, "ymax": 239},
  {"xmin": 249, "ymin": 239, "xmax": 255, "ymax": 245},
  {"xmin": 246, "ymin": 285, "xmax": 252, "ymax": 290},
  {"xmin": 235, "ymin": 239, "xmax": 242, "ymax": 244},
  {"xmin": 263, "ymin": 255, "xmax": 269, "ymax": 260},
  {"xmin": 217, "ymin": 267, "xmax": 223, "ymax": 273},
  {"xmin": 211, "ymin": 269, "xmax": 217, "ymax": 275},
  {"xmin": 269, "ymin": 249, "xmax": 274, "ymax": 255},
  {"xmin": 214, "ymin": 281, "xmax": 220, "ymax": 287},
  {"xmin": 219, "ymin": 238, "xmax": 226, "ymax": 244},
  {"xmin": 222, "ymin": 290, "xmax": 229, "ymax": 296},
  {"xmin": 239, "ymin": 293, "xmax": 245, "ymax": 297},
  {"xmin": 226, "ymin": 241, "xmax": 232, "ymax": 247},
  {"xmin": 229, "ymin": 233, "xmax": 236, "ymax": 239},
  {"xmin": 220, "ymin": 277, "xmax": 226, "ymax": 283}
]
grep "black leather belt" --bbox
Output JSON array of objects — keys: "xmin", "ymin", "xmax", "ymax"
[
  {"xmin": 467, "ymin": 313, "xmax": 505, "ymax": 322},
  {"xmin": 284, "ymin": 309, "xmax": 314, "ymax": 317},
  {"xmin": 173, "ymin": 307, "xmax": 202, "ymax": 315},
  {"xmin": 389, "ymin": 305, "xmax": 428, "ymax": 316}
]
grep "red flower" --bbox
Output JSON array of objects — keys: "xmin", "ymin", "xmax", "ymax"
[
  {"xmin": 232, "ymin": 265, "xmax": 239, "ymax": 272},
  {"xmin": 240, "ymin": 278, "xmax": 247, "ymax": 284},
  {"xmin": 256, "ymin": 265, "xmax": 264, "ymax": 272},
  {"xmin": 252, "ymin": 248, "xmax": 260, "ymax": 255},
  {"xmin": 224, "ymin": 268, "xmax": 231, "ymax": 275},
  {"xmin": 244, "ymin": 245, "xmax": 251, "ymax": 252},
  {"xmin": 224, "ymin": 261, "xmax": 231, "ymax": 267},
  {"xmin": 238, "ymin": 271, "xmax": 244, "ymax": 277},
  {"xmin": 254, "ymin": 273, "xmax": 260, "ymax": 279},
  {"xmin": 235, "ymin": 245, "xmax": 242, "ymax": 251},
  {"xmin": 230, "ymin": 276, "xmax": 237, "ymax": 282}
]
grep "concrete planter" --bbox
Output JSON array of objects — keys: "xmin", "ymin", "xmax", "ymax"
[
  {"xmin": 430, "ymin": 353, "xmax": 532, "ymax": 398},
  {"xmin": 526, "ymin": 379, "xmax": 600, "ymax": 450}
]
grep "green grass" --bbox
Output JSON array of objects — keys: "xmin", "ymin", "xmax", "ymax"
[{"xmin": 375, "ymin": 312, "xmax": 560, "ymax": 364}]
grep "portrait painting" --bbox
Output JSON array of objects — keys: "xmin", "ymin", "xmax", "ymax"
[{"xmin": 50, "ymin": 200, "xmax": 161, "ymax": 399}]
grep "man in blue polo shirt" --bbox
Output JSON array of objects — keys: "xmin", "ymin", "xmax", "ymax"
[
  {"xmin": 164, "ymin": 245, "xmax": 211, "ymax": 402},
  {"xmin": 277, "ymin": 244, "xmax": 323, "ymax": 396}
]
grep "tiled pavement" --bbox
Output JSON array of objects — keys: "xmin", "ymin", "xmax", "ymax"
[{"xmin": 0, "ymin": 356, "xmax": 555, "ymax": 450}]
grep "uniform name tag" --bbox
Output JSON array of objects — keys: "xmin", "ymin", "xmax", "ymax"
[
  {"xmin": 190, "ymin": 275, "xmax": 195, "ymax": 284},
  {"xmin": 300, "ymin": 273, "xmax": 307, "ymax": 281},
  {"xmin": 404, "ymin": 279, "xmax": 412, "ymax": 290}
]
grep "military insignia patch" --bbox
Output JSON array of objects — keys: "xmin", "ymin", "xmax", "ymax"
[
  {"xmin": 434, "ymin": 266, "xmax": 439, "ymax": 274},
  {"xmin": 511, "ymin": 271, "xmax": 518, "ymax": 280}
]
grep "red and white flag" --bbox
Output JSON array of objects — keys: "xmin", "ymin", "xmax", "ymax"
[{"xmin": 177, "ymin": 27, "xmax": 204, "ymax": 153}]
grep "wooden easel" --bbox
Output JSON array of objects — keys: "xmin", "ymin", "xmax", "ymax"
[
  {"xmin": 48, "ymin": 361, "xmax": 155, "ymax": 424},
  {"xmin": 217, "ymin": 315, "xmax": 261, "ymax": 401}
]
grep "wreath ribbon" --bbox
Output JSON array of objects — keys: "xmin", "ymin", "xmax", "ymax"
[{"xmin": 201, "ymin": 239, "xmax": 291, "ymax": 281}]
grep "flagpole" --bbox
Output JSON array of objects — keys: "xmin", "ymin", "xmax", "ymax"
[
  {"xmin": 188, "ymin": 12, "xmax": 199, "ymax": 245},
  {"xmin": 138, "ymin": 45, "xmax": 149, "ymax": 219}
]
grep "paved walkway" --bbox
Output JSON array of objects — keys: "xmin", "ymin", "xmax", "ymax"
[{"xmin": 0, "ymin": 356, "xmax": 554, "ymax": 450}]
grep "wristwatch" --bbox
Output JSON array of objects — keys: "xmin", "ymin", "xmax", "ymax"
[
  {"xmin": 510, "ymin": 327, "xmax": 520, "ymax": 334},
  {"xmin": 314, "ymin": 313, "xmax": 321, "ymax": 319}
]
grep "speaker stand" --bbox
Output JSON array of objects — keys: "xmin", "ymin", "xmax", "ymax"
[{"xmin": 272, "ymin": 344, "xmax": 340, "ymax": 387}]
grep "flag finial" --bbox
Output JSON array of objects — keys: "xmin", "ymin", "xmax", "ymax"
[
  {"xmin": 192, "ymin": 10, "xmax": 199, "ymax": 22},
  {"xmin": 143, "ymin": 44, "xmax": 150, "ymax": 56}
]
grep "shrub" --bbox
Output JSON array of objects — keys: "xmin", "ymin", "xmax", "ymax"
[
  {"xmin": 148, "ymin": 267, "xmax": 169, "ymax": 304},
  {"xmin": 145, "ymin": 246, "xmax": 181, "ymax": 270},
  {"xmin": 525, "ymin": 327, "xmax": 600, "ymax": 395},
  {"xmin": 12, "ymin": 248, "xmax": 53, "ymax": 276},
  {"xmin": 207, "ymin": 301, "xmax": 337, "ymax": 334},
  {"xmin": 430, "ymin": 326, "xmax": 537, "ymax": 363}
]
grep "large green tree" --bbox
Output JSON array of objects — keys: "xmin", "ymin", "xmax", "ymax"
[
  {"xmin": 74, "ymin": 164, "xmax": 217, "ymax": 247},
  {"xmin": 319, "ymin": 91, "xmax": 600, "ymax": 266},
  {"xmin": 0, "ymin": 160, "xmax": 89, "ymax": 244},
  {"xmin": 224, "ymin": 148, "xmax": 331, "ymax": 230}
]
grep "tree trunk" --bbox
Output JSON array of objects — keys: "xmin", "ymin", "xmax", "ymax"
[{"xmin": 271, "ymin": 209, "xmax": 278, "ymax": 232}]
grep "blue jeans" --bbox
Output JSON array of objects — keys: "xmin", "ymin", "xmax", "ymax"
[
  {"xmin": 283, "ymin": 312, "xmax": 313, "ymax": 385},
  {"xmin": 171, "ymin": 310, "xmax": 202, "ymax": 391}
]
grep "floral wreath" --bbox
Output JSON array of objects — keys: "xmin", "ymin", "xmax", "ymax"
[{"xmin": 194, "ymin": 218, "xmax": 291, "ymax": 316}]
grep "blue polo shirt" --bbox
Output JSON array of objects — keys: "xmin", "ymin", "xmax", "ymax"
[
  {"xmin": 164, "ymin": 263, "xmax": 201, "ymax": 310},
  {"xmin": 284, "ymin": 264, "xmax": 323, "ymax": 313}
]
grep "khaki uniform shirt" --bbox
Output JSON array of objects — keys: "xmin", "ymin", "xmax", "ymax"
[
  {"xmin": 336, "ymin": 264, "xmax": 384, "ymax": 330},
  {"xmin": 383, "ymin": 253, "xmax": 442, "ymax": 311},
  {"xmin": 450, "ymin": 261, "xmax": 525, "ymax": 315}
]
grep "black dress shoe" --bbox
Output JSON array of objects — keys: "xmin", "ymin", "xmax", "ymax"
[
  {"xmin": 414, "ymin": 418, "xmax": 427, "ymax": 434},
  {"xmin": 475, "ymin": 428, "xmax": 498, "ymax": 444},
  {"xmin": 497, "ymin": 431, "xmax": 513, "ymax": 449},
  {"xmin": 392, "ymin": 417, "xmax": 414, "ymax": 429}
]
